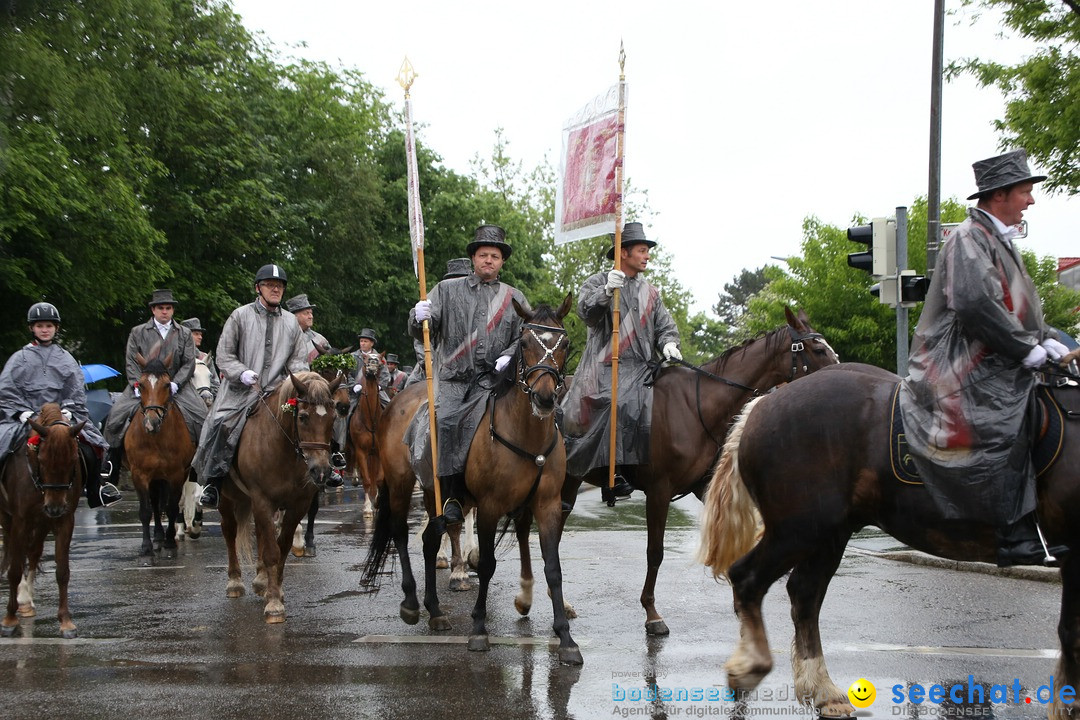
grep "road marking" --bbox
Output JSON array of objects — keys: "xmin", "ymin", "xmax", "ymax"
[
  {"xmin": 841, "ymin": 643, "xmax": 1058, "ymax": 659},
  {"xmin": 0, "ymin": 637, "xmax": 127, "ymax": 645},
  {"xmin": 354, "ymin": 634, "xmax": 590, "ymax": 647}
]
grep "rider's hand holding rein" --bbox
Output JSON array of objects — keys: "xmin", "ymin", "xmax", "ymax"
[
  {"xmin": 1022, "ymin": 343, "xmax": 1048, "ymax": 369},
  {"xmin": 1041, "ymin": 338, "xmax": 1070, "ymax": 362},
  {"xmin": 662, "ymin": 342, "xmax": 682, "ymax": 362},
  {"xmin": 240, "ymin": 370, "xmax": 258, "ymax": 386}
]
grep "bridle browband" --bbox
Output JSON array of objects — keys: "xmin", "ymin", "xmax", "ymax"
[{"xmin": 260, "ymin": 388, "xmax": 334, "ymax": 461}]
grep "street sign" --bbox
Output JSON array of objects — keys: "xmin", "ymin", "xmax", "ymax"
[{"xmin": 941, "ymin": 219, "xmax": 1027, "ymax": 244}]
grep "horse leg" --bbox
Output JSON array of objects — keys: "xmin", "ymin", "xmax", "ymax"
[
  {"xmin": 253, "ymin": 501, "xmax": 285, "ymax": 623},
  {"xmin": 641, "ymin": 490, "xmax": 672, "ymax": 636},
  {"xmin": 468, "ymin": 516, "xmax": 497, "ymax": 652},
  {"xmin": 181, "ymin": 477, "xmax": 203, "ymax": 539},
  {"xmin": 464, "ymin": 508, "xmax": 479, "ymax": 570},
  {"xmin": 163, "ymin": 478, "xmax": 182, "ymax": 551},
  {"xmin": 54, "ymin": 514, "xmax": 77, "ymax": 639},
  {"xmin": 220, "ymin": 498, "xmax": 244, "ymax": 598},
  {"xmin": 304, "ymin": 492, "xmax": 318, "ymax": 557},
  {"xmin": 514, "ymin": 511, "xmax": 534, "ymax": 616},
  {"xmin": 151, "ymin": 479, "xmax": 166, "ymax": 552},
  {"xmin": 435, "ymin": 522, "xmax": 450, "ymax": 569},
  {"xmin": 537, "ymin": 500, "xmax": 583, "ymax": 666},
  {"xmin": 448, "ymin": 514, "xmax": 472, "ymax": 592},
  {"xmin": 1051, "ymin": 552, "xmax": 1080, "ymax": 718},
  {"xmin": 421, "ymin": 516, "xmax": 450, "ymax": 631},
  {"xmin": 136, "ymin": 480, "xmax": 153, "ymax": 556},
  {"xmin": 17, "ymin": 567, "xmax": 35, "ymax": 617},
  {"xmin": 786, "ymin": 534, "xmax": 851, "ymax": 717},
  {"xmin": 2, "ymin": 522, "xmax": 25, "ymax": 636}
]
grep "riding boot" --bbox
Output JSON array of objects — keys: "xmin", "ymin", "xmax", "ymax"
[
  {"xmin": 82, "ymin": 444, "xmax": 122, "ymax": 508},
  {"xmin": 997, "ymin": 513, "xmax": 1068, "ymax": 567},
  {"xmin": 600, "ymin": 473, "xmax": 634, "ymax": 507},
  {"xmin": 441, "ymin": 473, "xmax": 465, "ymax": 526},
  {"xmin": 199, "ymin": 477, "xmax": 223, "ymax": 509},
  {"xmin": 100, "ymin": 445, "xmax": 122, "ymax": 480}
]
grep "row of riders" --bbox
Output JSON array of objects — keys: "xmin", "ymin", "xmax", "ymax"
[{"xmin": 3, "ymin": 147, "xmax": 1079, "ymax": 715}]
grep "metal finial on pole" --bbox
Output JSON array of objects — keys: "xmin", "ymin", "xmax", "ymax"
[{"xmin": 397, "ymin": 56, "xmax": 418, "ymax": 95}]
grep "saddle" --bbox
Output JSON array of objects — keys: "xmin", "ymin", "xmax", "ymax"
[{"xmin": 889, "ymin": 382, "xmax": 1065, "ymax": 485}]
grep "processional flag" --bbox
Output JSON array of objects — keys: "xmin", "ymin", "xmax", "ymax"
[{"xmin": 554, "ymin": 83, "xmax": 626, "ymax": 246}]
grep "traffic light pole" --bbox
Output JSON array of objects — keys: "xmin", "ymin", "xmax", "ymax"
[{"xmin": 895, "ymin": 206, "xmax": 909, "ymax": 373}]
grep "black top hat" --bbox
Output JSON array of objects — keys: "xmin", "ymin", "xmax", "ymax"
[
  {"xmin": 465, "ymin": 225, "xmax": 513, "ymax": 260},
  {"xmin": 386, "ymin": 353, "xmax": 400, "ymax": 364},
  {"xmin": 606, "ymin": 222, "xmax": 657, "ymax": 259},
  {"xmin": 968, "ymin": 149, "xmax": 1047, "ymax": 200},
  {"xmin": 285, "ymin": 294, "xmax": 315, "ymax": 313},
  {"xmin": 357, "ymin": 328, "xmax": 377, "ymax": 342},
  {"xmin": 148, "ymin": 288, "xmax": 179, "ymax": 307},
  {"xmin": 444, "ymin": 257, "xmax": 472, "ymax": 279},
  {"xmin": 181, "ymin": 317, "xmax": 205, "ymax": 332}
]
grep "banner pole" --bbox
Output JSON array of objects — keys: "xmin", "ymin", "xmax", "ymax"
[
  {"xmin": 398, "ymin": 58, "xmax": 442, "ymax": 513},
  {"xmin": 607, "ymin": 42, "xmax": 627, "ymax": 501}
]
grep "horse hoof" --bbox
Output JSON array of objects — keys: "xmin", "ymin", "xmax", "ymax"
[
  {"xmin": 17, "ymin": 604, "xmax": 36, "ymax": 618},
  {"xmin": 264, "ymin": 611, "xmax": 286, "ymax": 624},
  {"xmin": 428, "ymin": 615, "xmax": 452, "ymax": 632},
  {"xmin": 0, "ymin": 623, "xmax": 16, "ymax": 638},
  {"xmin": 305, "ymin": 545, "xmax": 316, "ymax": 558},
  {"xmin": 400, "ymin": 605, "xmax": 420, "ymax": 625},
  {"xmin": 448, "ymin": 577, "xmax": 472, "ymax": 592},
  {"xmin": 818, "ymin": 700, "xmax": 855, "ymax": 719},
  {"xmin": 467, "ymin": 549, "xmax": 480, "ymax": 571},
  {"xmin": 252, "ymin": 580, "xmax": 268, "ymax": 597},
  {"xmin": 186, "ymin": 528, "xmax": 201, "ymax": 539},
  {"xmin": 558, "ymin": 645, "xmax": 584, "ymax": 666},
  {"xmin": 226, "ymin": 580, "xmax": 245, "ymax": 598},
  {"xmin": 291, "ymin": 546, "xmax": 305, "ymax": 558},
  {"xmin": 645, "ymin": 619, "xmax": 670, "ymax": 636},
  {"xmin": 467, "ymin": 635, "xmax": 490, "ymax": 652},
  {"xmin": 514, "ymin": 598, "xmax": 531, "ymax": 616},
  {"xmin": 164, "ymin": 539, "xmax": 177, "ymax": 550},
  {"xmin": 60, "ymin": 627, "xmax": 78, "ymax": 640},
  {"xmin": 140, "ymin": 544, "xmax": 154, "ymax": 556},
  {"xmin": 436, "ymin": 556, "xmax": 449, "ymax": 570}
]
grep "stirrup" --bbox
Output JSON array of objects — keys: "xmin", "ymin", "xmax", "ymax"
[
  {"xmin": 98, "ymin": 482, "xmax": 122, "ymax": 507},
  {"xmin": 330, "ymin": 452, "xmax": 347, "ymax": 470},
  {"xmin": 99, "ymin": 460, "xmax": 113, "ymax": 479},
  {"xmin": 442, "ymin": 499, "xmax": 464, "ymax": 526}
]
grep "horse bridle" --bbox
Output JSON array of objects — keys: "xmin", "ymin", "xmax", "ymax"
[
  {"xmin": 138, "ymin": 392, "xmax": 174, "ymax": 423},
  {"xmin": 25, "ymin": 420, "xmax": 80, "ymax": 492},
  {"xmin": 261, "ymin": 391, "xmax": 333, "ymax": 461},
  {"xmin": 516, "ymin": 322, "xmax": 569, "ymax": 402},
  {"xmin": 786, "ymin": 326, "xmax": 827, "ymax": 381}
]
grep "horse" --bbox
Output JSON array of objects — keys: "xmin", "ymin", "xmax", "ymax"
[
  {"xmin": 563, "ymin": 307, "xmax": 837, "ymax": 635},
  {"xmin": 0, "ymin": 404, "xmax": 86, "ymax": 638},
  {"xmin": 124, "ymin": 351, "xmax": 196, "ymax": 555},
  {"xmin": 219, "ymin": 371, "xmax": 341, "ymax": 622},
  {"xmin": 698, "ymin": 362, "xmax": 1080, "ymax": 718},
  {"xmin": 363, "ymin": 294, "xmax": 582, "ymax": 664},
  {"xmin": 348, "ymin": 352, "xmax": 384, "ymax": 517}
]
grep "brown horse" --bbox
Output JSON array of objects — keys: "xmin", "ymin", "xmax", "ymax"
[
  {"xmin": 125, "ymin": 352, "xmax": 195, "ymax": 555},
  {"xmin": 699, "ymin": 363, "xmax": 1080, "ymax": 718},
  {"xmin": 364, "ymin": 294, "xmax": 582, "ymax": 664},
  {"xmin": 348, "ymin": 352, "xmax": 384, "ymax": 518},
  {"xmin": 219, "ymin": 371, "xmax": 340, "ymax": 622},
  {"xmin": 0, "ymin": 404, "xmax": 86, "ymax": 638},
  {"xmin": 564, "ymin": 307, "xmax": 837, "ymax": 635}
]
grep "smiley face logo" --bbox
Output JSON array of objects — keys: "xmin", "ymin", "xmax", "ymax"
[{"xmin": 848, "ymin": 678, "xmax": 876, "ymax": 708}]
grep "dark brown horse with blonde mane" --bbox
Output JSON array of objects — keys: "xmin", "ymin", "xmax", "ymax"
[
  {"xmin": 220, "ymin": 371, "xmax": 340, "ymax": 622},
  {"xmin": 348, "ymin": 351, "xmax": 384, "ymax": 518},
  {"xmin": 364, "ymin": 295, "xmax": 582, "ymax": 664},
  {"xmin": 1, "ymin": 404, "xmax": 86, "ymax": 638},
  {"xmin": 564, "ymin": 307, "xmax": 837, "ymax": 635},
  {"xmin": 700, "ymin": 363, "xmax": 1080, "ymax": 718},
  {"xmin": 125, "ymin": 351, "xmax": 195, "ymax": 555}
]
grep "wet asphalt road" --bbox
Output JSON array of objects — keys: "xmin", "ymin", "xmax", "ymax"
[{"xmin": 0, "ymin": 484, "xmax": 1067, "ymax": 720}]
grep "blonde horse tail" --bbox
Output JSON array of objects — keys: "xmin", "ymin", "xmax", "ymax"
[
  {"xmin": 697, "ymin": 395, "xmax": 765, "ymax": 579},
  {"xmin": 234, "ymin": 505, "xmax": 254, "ymax": 568}
]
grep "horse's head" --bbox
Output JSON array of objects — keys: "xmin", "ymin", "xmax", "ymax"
[
  {"xmin": 781, "ymin": 307, "xmax": 839, "ymax": 380},
  {"xmin": 282, "ymin": 371, "xmax": 341, "ymax": 487},
  {"xmin": 512, "ymin": 293, "xmax": 573, "ymax": 418},
  {"xmin": 361, "ymin": 352, "xmax": 382, "ymax": 380},
  {"xmin": 27, "ymin": 404, "xmax": 85, "ymax": 518},
  {"xmin": 133, "ymin": 350, "xmax": 175, "ymax": 435},
  {"xmin": 316, "ymin": 368, "xmax": 351, "ymax": 418}
]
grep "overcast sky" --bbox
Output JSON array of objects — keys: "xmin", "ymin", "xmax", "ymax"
[{"xmin": 230, "ymin": 0, "xmax": 1077, "ymax": 313}]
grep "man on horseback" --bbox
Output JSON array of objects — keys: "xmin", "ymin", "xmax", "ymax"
[
  {"xmin": 350, "ymin": 328, "xmax": 391, "ymax": 404},
  {"xmin": 195, "ymin": 264, "xmax": 314, "ymax": 509},
  {"xmin": 182, "ymin": 317, "xmax": 219, "ymax": 405},
  {"xmin": 0, "ymin": 302, "xmax": 120, "ymax": 507},
  {"xmin": 385, "ymin": 354, "xmax": 406, "ymax": 398},
  {"xmin": 560, "ymin": 222, "xmax": 681, "ymax": 501},
  {"xmin": 899, "ymin": 149, "xmax": 1069, "ymax": 567},
  {"xmin": 285, "ymin": 293, "xmax": 329, "ymax": 363},
  {"xmin": 103, "ymin": 289, "xmax": 208, "ymax": 481},
  {"xmin": 405, "ymin": 257, "xmax": 471, "ymax": 388},
  {"xmin": 409, "ymin": 225, "xmax": 530, "ymax": 526}
]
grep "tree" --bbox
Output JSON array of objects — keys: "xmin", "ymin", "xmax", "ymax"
[{"xmin": 951, "ymin": 0, "xmax": 1080, "ymax": 194}]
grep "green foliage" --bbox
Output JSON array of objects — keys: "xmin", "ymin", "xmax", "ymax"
[{"xmin": 310, "ymin": 352, "xmax": 357, "ymax": 374}]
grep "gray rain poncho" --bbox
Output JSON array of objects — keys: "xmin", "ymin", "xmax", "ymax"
[
  {"xmin": 560, "ymin": 271, "xmax": 679, "ymax": 478},
  {"xmin": 0, "ymin": 342, "xmax": 107, "ymax": 460},
  {"xmin": 405, "ymin": 273, "xmax": 528, "ymax": 479},
  {"xmin": 899, "ymin": 208, "xmax": 1052, "ymax": 526},
  {"xmin": 103, "ymin": 319, "xmax": 208, "ymax": 446},
  {"xmin": 192, "ymin": 300, "xmax": 309, "ymax": 480}
]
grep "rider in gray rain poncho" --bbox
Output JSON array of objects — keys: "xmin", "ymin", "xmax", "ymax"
[
  {"xmin": 898, "ymin": 149, "xmax": 1070, "ymax": 568},
  {"xmin": 560, "ymin": 223, "xmax": 681, "ymax": 501}
]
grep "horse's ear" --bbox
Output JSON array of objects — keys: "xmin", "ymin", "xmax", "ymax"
[
  {"xmin": 69, "ymin": 421, "xmax": 86, "ymax": 437},
  {"xmin": 784, "ymin": 306, "xmax": 798, "ymax": 329},
  {"xmin": 28, "ymin": 418, "xmax": 46, "ymax": 436},
  {"xmin": 328, "ymin": 374, "xmax": 343, "ymax": 394},
  {"xmin": 163, "ymin": 351, "xmax": 174, "ymax": 369},
  {"xmin": 135, "ymin": 352, "xmax": 147, "ymax": 369},
  {"xmin": 512, "ymin": 298, "xmax": 529, "ymax": 321},
  {"xmin": 337, "ymin": 345, "xmax": 354, "ymax": 355},
  {"xmin": 149, "ymin": 340, "xmax": 163, "ymax": 361},
  {"xmin": 557, "ymin": 292, "xmax": 573, "ymax": 321},
  {"xmin": 290, "ymin": 371, "xmax": 308, "ymax": 398}
]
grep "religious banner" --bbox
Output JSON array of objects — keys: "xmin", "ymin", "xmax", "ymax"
[{"xmin": 554, "ymin": 84, "xmax": 626, "ymax": 245}]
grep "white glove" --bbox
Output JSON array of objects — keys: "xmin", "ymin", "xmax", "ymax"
[
  {"xmin": 352, "ymin": 383, "xmax": 363, "ymax": 395},
  {"xmin": 1041, "ymin": 338, "xmax": 1070, "ymax": 361},
  {"xmin": 494, "ymin": 355, "xmax": 511, "ymax": 372},
  {"xmin": 1022, "ymin": 344, "xmax": 1048, "ymax": 369},
  {"xmin": 60, "ymin": 408, "xmax": 72, "ymax": 421},
  {"xmin": 414, "ymin": 299, "xmax": 432, "ymax": 322},
  {"xmin": 240, "ymin": 370, "xmax": 258, "ymax": 386},
  {"xmin": 18, "ymin": 410, "xmax": 33, "ymax": 423},
  {"xmin": 169, "ymin": 382, "xmax": 179, "ymax": 395},
  {"xmin": 662, "ymin": 342, "xmax": 682, "ymax": 362},
  {"xmin": 604, "ymin": 269, "xmax": 626, "ymax": 296}
]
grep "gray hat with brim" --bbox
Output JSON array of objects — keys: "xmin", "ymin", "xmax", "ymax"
[
  {"xmin": 181, "ymin": 317, "xmax": 204, "ymax": 332},
  {"xmin": 357, "ymin": 328, "xmax": 377, "ymax": 342},
  {"xmin": 967, "ymin": 149, "xmax": 1047, "ymax": 200},
  {"xmin": 285, "ymin": 293, "xmax": 315, "ymax": 313},
  {"xmin": 465, "ymin": 225, "xmax": 512, "ymax": 260},
  {"xmin": 606, "ymin": 222, "xmax": 657, "ymax": 260},
  {"xmin": 148, "ymin": 288, "xmax": 179, "ymax": 307},
  {"xmin": 444, "ymin": 257, "xmax": 472, "ymax": 279},
  {"xmin": 386, "ymin": 353, "xmax": 400, "ymax": 364}
]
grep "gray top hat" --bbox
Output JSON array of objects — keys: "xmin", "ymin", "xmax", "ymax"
[
  {"xmin": 148, "ymin": 288, "xmax": 179, "ymax": 307},
  {"xmin": 465, "ymin": 224, "xmax": 513, "ymax": 260},
  {"xmin": 444, "ymin": 257, "xmax": 472, "ymax": 279},
  {"xmin": 357, "ymin": 328, "xmax": 377, "ymax": 342},
  {"xmin": 386, "ymin": 353, "xmax": 400, "ymax": 364},
  {"xmin": 285, "ymin": 293, "xmax": 315, "ymax": 313},
  {"xmin": 181, "ymin": 317, "xmax": 205, "ymax": 332},
  {"xmin": 606, "ymin": 222, "xmax": 657, "ymax": 259},
  {"xmin": 968, "ymin": 149, "xmax": 1047, "ymax": 200}
]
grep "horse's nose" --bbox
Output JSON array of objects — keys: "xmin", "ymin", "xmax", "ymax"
[{"xmin": 42, "ymin": 502, "xmax": 67, "ymax": 519}]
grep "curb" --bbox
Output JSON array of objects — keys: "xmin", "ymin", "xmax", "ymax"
[{"xmin": 847, "ymin": 546, "xmax": 1060, "ymax": 584}]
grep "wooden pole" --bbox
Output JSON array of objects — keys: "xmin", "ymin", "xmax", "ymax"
[{"xmin": 607, "ymin": 42, "xmax": 627, "ymax": 494}]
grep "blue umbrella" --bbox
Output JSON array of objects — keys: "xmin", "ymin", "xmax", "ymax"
[{"xmin": 81, "ymin": 364, "xmax": 121, "ymax": 385}]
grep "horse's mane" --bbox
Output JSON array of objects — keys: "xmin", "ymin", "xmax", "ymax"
[
  {"xmin": 140, "ymin": 356, "xmax": 170, "ymax": 377},
  {"xmin": 36, "ymin": 403, "xmax": 63, "ymax": 426},
  {"xmin": 699, "ymin": 325, "xmax": 787, "ymax": 375},
  {"xmin": 491, "ymin": 303, "xmax": 564, "ymax": 399}
]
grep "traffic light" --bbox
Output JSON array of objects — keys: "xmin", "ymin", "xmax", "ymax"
[
  {"xmin": 846, "ymin": 217, "xmax": 896, "ymax": 278},
  {"xmin": 899, "ymin": 270, "xmax": 931, "ymax": 305}
]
